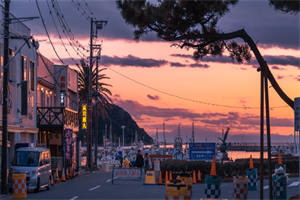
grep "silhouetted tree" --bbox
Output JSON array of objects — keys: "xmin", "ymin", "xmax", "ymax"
[{"xmin": 117, "ymin": 0, "xmax": 297, "ymax": 108}]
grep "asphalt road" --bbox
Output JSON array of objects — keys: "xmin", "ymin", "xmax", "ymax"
[{"xmin": 3, "ymin": 171, "xmax": 300, "ymax": 199}]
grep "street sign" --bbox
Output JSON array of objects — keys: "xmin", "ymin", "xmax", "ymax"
[
  {"xmin": 189, "ymin": 143, "xmax": 216, "ymax": 161},
  {"xmin": 82, "ymin": 104, "xmax": 87, "ymax": 129}
]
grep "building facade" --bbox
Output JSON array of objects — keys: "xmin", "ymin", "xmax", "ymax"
[
  {"xmin": 0, "ymin": 14, "xmax": 38, "ymax": 165},
  {"xmin": 36, "ymin": 56, "xmax": 79, "ymax": 171}
]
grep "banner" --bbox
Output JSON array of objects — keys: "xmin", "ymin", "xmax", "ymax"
[{"xmin": 64, "ymin": 129, "xmax": 73, "ymax": 160}]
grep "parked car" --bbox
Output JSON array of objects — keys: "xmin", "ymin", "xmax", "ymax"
[{"xmin": 9, "ymin": 147, "xmax": 52, "ymax": 192}]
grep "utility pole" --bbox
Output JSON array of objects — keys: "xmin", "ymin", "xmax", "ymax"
[
  {"xmin": 265, "ymin": 77, "xmax": 273, "ymax": 199},
  {"xmin": 88, "ymin": 18, "xmax": 107, "ymax": 170},
  {"xmin": 259, "ymin": 70, "xmax": 264, "ymax": 200},
  {"xmin": 94, "ymin": 52, "xmax": 100, "ymax": 169},
  {"xmin": 1, "ymin": 0, "xmax": 10, "ymax": 194}
]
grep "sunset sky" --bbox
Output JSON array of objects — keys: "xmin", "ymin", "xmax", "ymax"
[{"xmin": 11, "ymin": 0, "xmax": 300, "ymax": 143}]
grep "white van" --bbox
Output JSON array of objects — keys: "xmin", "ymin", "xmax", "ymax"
[{"xmin": 10, "ymin": 147, "xmax": 52, "ymax": 192}]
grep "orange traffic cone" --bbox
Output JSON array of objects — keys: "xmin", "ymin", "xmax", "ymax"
[
  {"xmin": 249, "ymin": 155, "xmax": 254, "ymax": 169},
  {"xmin": 55, "ymin": 168, "xmax": 60, "ymax": 184},
  {"xmin": 50, "ymin": 174, "xmax": 54, "ymax": 185},
  {"xmin": 197, "ymin": 170, "xmax": 201, "ymax": 182},
  {"xmin": 69, "ymin": 166, "xmax": 73, "ymax": 179},
  {"xmin": 278, "ymin": 152, "xmax": 282, "ymax": 165},
  {"xmin": 210, "ymin": 155, "xmax": 217, "ymax": 176},
  {"xmin": 61, "ymin": 168, "xmax": 66, "ymax": 182},
  {"xmin": 158, "ymin": 171, "xmax": 162, "ymax": 185},
  {"xmin": 169, "ymin": 171, "xmax": 172, "ymax": 181},
  {"xmin": 192, "ymin": 170, "xmax": 196, "ymax": 184},
  {"xmin": 165, "ymin": 171, "xmax": 168, "ymax": 184}
]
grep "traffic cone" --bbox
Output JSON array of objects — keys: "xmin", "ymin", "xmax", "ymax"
[
  {"xmin": 158, "ymin": 171, "xmax": 162, "ymax": 185},
  {"xmin": 278, "ymin": 152, "xmax": 282, "ymax": 165},
  {"xmin": 197, "ymin": 170, "xmax": 201, "ymax": 182},
  {"xmin": 50, "ymin": 174, "xmax": 54, "ymax": 185},
  {"xmin": 192, "ymin": 170, "xmax": 196, "ymax": 184},
  {"xmin": 169, "ymin": 171, "xmax": 172, "ymax": 181},
  {"xmin": 210, "ymin": 155, "xmax": 217, "ymax": 176},
  {"xmin": 165, "ymin": 171, "xmax": 168, "ymax": 184},
  {"xmin": 249, "ymin": 155, "xmax": 254, "ymax": 169},
  {"xmin": 55, "ymin": 168, "xmax": 60, "ymax": 184},
  {"xmin": 61, "ymin": 168, "xmax": 66, "ymax": 182},
  {"xmin": 69, "ymin": 166, "xmax": 73, "ymax": 179}
]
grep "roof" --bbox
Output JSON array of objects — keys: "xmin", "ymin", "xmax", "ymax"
[{"xmin": 16, "ymin": 147, "xmax": 49, "ymax": 152}]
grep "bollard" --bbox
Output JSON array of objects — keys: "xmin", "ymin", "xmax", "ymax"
[
  {"xmin": 12, "ymin": 174, "xmax": 27, "ymax": 199},
  {"xmin": 272, "ymin": 166, "xmax": 287, "ymax": 200},
  {"xmin": 197, "ymin": 170, "xmax": 201, "ymax": 183},
  {"xmin": 233, "ymin": 176, "xmax": 248, "ymax": 200},
  {"xmin": 205, "ymin": 175, "xmax": 221, "ymax": 199},
  {"xmin": 247, "ymin": 168, "xmax": 258, "ymax": 191},
  {"xmin": 158, "ymin": 171, "xmax": 162, "ymax": 185}
]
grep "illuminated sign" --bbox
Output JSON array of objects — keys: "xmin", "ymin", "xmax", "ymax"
[{"xmin": 82, "ymin": 104, "xmax": 87, "ymax": 129}]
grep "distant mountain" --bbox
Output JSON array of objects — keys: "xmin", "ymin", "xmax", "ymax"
[{"xmin": 93, "ymin": 104, "xmax": 153, "ymax": 145}]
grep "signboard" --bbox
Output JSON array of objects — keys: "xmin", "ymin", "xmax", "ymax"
[
  {"xmin": 150, "ymin": 155, "xmax": 172, "ymax": 171},
  {"xmin": 189, "ymin": 143, "xmax": 216, "ymax": 161},
  {"xmin": 294, "ymin": 97, "xmax": 300, "ymax": 131},
  {"xmin": 112, "ymin": 168, "xmax": 142, "ymax": 184},
  {"xmin": 82, "ymin": 104, "xmax": 87, "ymax": 129},
  {"xmin": 64, "ymin": 129, "xmax": 73, "ymax": 160}
]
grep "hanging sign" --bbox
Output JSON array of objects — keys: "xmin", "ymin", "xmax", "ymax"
[{"xmin": 82, "ymin": 104, "xmax": 87, "ymax": 129}]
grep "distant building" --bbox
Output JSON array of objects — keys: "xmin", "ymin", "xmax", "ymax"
[
  {"xmin": 36, "ymin": 55, "xmax": 79, "ymax": 171},
  {"xmin": 0, "ymin": 13, "xmax": 38, "ymax": 164}
]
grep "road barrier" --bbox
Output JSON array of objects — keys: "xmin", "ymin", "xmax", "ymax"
[
  {"xmin": 144, "ymin": 170, "xmax": 156, "ymax": 185},
  {"xmin": 111, "ymin": 167, "xmax": 142, "ymax": 184},
  {"xmin": 272, "ymin": 166, "xmax": 287, "ymax": 200},
  {"xmin": 12, "ymin": 174, "xmax": 27, "ymax": 199},
  {"xmin": 233, "ymin": 176, "xmax": 248, "ymax": 199},
  {"xmin": 205, "ymin": 156, "xmax": 221, "ymax": 199},
  {"xmin": 247, "ymin": 168, "xmax": 257, "ymax": 191},
  {"xmin": 165, "ymin": 179, "xmax": 189, "ymax": 200}
]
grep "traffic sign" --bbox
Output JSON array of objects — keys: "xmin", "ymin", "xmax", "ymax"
[{"xmin": 189, "ymin": 143, "xmax": 216, "ymax": 161}]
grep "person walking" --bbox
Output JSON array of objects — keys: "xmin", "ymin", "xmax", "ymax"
[
  {"xmin": 134, "ymin": 150, "xmax": 144, "ymax": 168},
  {"xmin": 144, "ymin": 153, "xmax": 151, "ymax": 172}
]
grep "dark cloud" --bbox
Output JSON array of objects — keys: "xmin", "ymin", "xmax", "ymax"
[
  {"xmin": 264, "ymin": 55, "xmax": 300, "ymax": 68},
  {"xmin": 147, "ymin": 94, "xmax": 160, "ymax": 101},
  {"xmin": 114, "ymin": 98, "xmax": 293, "ymax": 128},
  {"xmin": 272, "ymin": 66, "xmax": 285, "ymax": 70},
  {"xmin": 171, "ymin": 54, "xmax": 300, "ymax": 68},
  {"xmin": 170, "ymin": 62, "xmax": 186, "ymax": 67},
  {"xmin": 277, "ymin": 75, "xmax": 285, "ymax": 80},
  {"xmin": 114, "ymin": 99, "xmax": 226, "ymax": 120},
  {"xmin": 189, "ymin": 63, "xmax": 210, "ymax": 68},
  {"xmin": 10, "ymin": 1, "xmax": 299, "ymax": 49},
  {"xmin": 101, "ymin": 55, "xmax": 168, "ymax": 67}
]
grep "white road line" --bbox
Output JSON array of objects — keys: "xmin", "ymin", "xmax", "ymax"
[
  {"xmin": 89, "ymin": 185, "xmax": 101, "ymax": 191},
  {"xmin": 106, "ymin": 177, "xmax": 118, "ymax": 183},
  {"xmin": 70, "ymin": 196, "xmax": 79, "ymax": 200},
  {"xmin": 288, "ymin": 181, "xmax": 300, "ymax": 187},
  {"xmin": 263, "ymin": 185, "xmax": 269, "ymax": 190}
]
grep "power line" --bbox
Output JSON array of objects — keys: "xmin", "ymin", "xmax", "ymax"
[
  {"xmin": 35, "ymin": 0, "xmax": 64, "ymax": 64},
  {"xmin": 108, "ymin": 67, "xmax": 288, "ymax": 110},
  {"xmin": 46, "ymin": 0, "xmax": 81, "ymax": 65}
]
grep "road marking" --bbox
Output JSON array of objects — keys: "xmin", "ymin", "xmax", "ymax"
[
  {"xmin": 70, "ymin": 196, "xmax": 79, "ymax": 200},
  {"xmin": 288, "ymin": 181, "xmax": 300, "ymax": 187},
  {"xmin": 89, "ymin": 185, "xmax": 101, "ymax": 191},
  {"xmin": 106, "ymin": 176, "xmax": 118, "ymax": 183},
  {"xmin": 263, "ymin": 185, "xmax": 269, "ymax": 190}
]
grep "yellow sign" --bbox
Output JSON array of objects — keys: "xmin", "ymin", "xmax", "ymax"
[
  {"xmin": 144, "ymin": 171, "xmax": 156, "ymax": 184},
  {"xmin": 82, "ymin": 104, "xmax": 87, "ymax": 129}
]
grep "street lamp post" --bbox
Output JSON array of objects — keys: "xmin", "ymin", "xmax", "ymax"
[{"xmin": 121, "ymin": 125, "xmax": 125, "ymax": 147}]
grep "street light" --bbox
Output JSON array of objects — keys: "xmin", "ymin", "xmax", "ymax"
[{"xmin": 121, "ymin": 125, "xmax": 126, "ymax": 147}]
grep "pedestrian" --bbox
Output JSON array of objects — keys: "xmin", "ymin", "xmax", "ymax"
[
  {"xmin": 134, "ymin": 150, "xmax": 144, "ymax": 168},
  {"xmin": 144, "ymin": 153, "xmax": 151, "ymax": 172}
]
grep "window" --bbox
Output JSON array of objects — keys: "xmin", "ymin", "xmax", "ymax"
[
  {"xmin": 41, "ymin": 91, "xmax": 45, "ymax": 107},
  {"xmin": 30, "ymin": 61, "xmax": 34, "ymax": 91},
  {"xmin": 21, "ymin": 56, "xmax": 27, "ymax": 81},
  {"xmin": 13, "ymin": 151, "xmax": 39, "ymax": 167},
  {"xmin": 21, "ymin": 81, "xmax": 28, "ymax": 115}
]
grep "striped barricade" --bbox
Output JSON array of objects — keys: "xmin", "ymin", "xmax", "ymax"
[
  {"xmin": 205, "ymin": 175, "xmax": 221, "ymax": 199},
  {"xmin": 13, "ymin": 174, "xmax": 27, "ymax": 199},
  {"xmin": 246, "ymin": 168, "xmax": 257, "ymax": 191},
  {"xmin": 233, "ymin": 176, "xmax": 248, "ymax": 200},
  {"xmin": 111, "ymin": 167, "xmax": 142, "ymax": 184},
  {"xmin": 272, "ymin": 172, "xmax": 287, "ymax": 200}
]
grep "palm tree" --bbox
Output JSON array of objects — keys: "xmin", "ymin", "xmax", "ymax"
[{"xmin": 77, "ymin": 59, "xmax": 112, "ymax": 118}]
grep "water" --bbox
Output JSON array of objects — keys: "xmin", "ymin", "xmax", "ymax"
[{"xmin": 228, "ymin": 151, "xmax": 268, "ymax": 161}]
